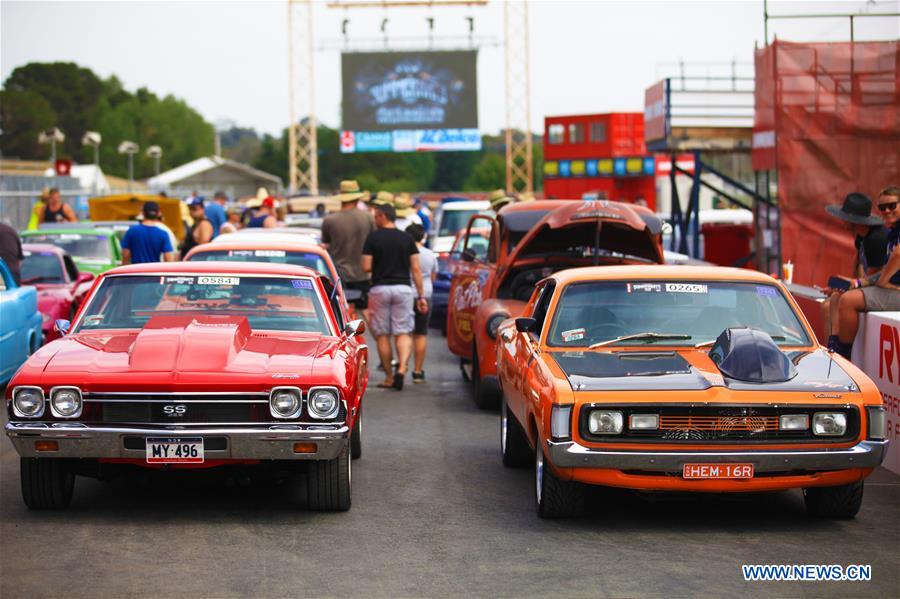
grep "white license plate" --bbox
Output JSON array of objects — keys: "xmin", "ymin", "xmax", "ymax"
[{"xmin": 146, "ymin": 437, "xmax": 204, "ymax": 464}]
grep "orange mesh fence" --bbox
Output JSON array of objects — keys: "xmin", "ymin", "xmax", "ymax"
[{"xmin": 753, "ymin": 40, "xmax": 900, "ymax": 286}]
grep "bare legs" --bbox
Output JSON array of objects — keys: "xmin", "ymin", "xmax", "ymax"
[
  {"xmin": 375, "ymin": 335, "xmax": 394, "ymax": 385},
  {"xmin": 395, "ymin": 334, "xmax": 412, "ymax": 375},
  {"xmin": 837, "ymin": 289, "xmax": 866, "ymax": 345},
  {"xmin": 413, "ymin": 334, "xmax": 427, "ymax": 373}
]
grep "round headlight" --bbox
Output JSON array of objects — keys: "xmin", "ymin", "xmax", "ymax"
[
  {"xmin": 13, "ymin": 387, "xmax": 45, "ymax": 418},
  {"xmin": 270, "ymin": 389, "xmax": 301, "ymax": 419},
  {"xmin": 51, "ymin": 387, "xmax": 82, "ymax": 418},
  {"xmin": 307, "ymin": 388, "xmax": 339, "ymax": 419}
]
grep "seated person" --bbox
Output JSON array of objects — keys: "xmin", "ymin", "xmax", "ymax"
[
  {"xmin": 820, "ymin": 192, "xmax": 887, "ymax": 350},
  {"xmin": 833, "ymin": 186, "xmax": 900, "ymax": 359}
]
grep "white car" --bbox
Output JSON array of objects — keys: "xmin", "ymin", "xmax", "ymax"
[{"xmin": 430, "ymin": 200, "xmax": 491, "ymax": 255}]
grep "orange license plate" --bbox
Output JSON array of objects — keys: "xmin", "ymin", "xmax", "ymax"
[{"xmin": 682, "ymin": 463, "xmax": 754, "ymax": 479}]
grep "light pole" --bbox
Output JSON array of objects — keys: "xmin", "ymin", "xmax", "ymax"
[
  {"xmin": 38, "ymin": 128, "xmax": 65, "ymax": 164},
  {"xmin": 146, "ymin": 145, "xmax": 163, "ymax": 176},
  {"xmin": 117, "ymin": 141, "xmax": 139, "ymax": 191},
  {"xmin": 82, "ymin": 131, "xmax": 101, "ymax": 166}
]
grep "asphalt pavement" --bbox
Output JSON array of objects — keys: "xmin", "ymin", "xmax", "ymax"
[{"xmin": 1, "ymin": 330, "xmax": 898, "ymax": 598}]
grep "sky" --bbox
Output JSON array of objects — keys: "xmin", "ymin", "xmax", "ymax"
[{"xmin": 1, "ymin": 0, "xmax": 898, "ymax": 136}]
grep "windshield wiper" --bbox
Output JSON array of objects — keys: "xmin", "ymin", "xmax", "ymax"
[
  {"xmin": 588, "ymin": 332, "xmax": 692, "ymax": 349},
  {"xmin": 694, "ymin": 335, "xmax": 786, "ymax": 348}
]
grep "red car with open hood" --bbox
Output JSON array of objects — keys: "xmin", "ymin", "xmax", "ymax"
[{"xmin": 5, "ymin": 261, "xmax": 368, "ymax": 512}]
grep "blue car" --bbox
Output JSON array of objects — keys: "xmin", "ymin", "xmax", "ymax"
[{"xmin": 0, "ymin": 258, "xmax": 43, "ymax": 385}]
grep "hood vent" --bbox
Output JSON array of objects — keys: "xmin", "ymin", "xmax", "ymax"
[{"xmin": 709, "ymin": 328, "xmax": 797, "ymax": 383}]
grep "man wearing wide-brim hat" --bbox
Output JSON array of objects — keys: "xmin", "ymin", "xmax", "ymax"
[
  {"xmin": 322, "ymin": 179, "xmax": 376, "ymax": 316},
  {"xmin": 820, "ymin": 192, "xmax": 888, "ymax": 356},
  {"xmin": 371, "ymin": 190, "xmax": 394, "ymax": 207},
  {"xmin": 394, "ymin": 192, "xmax": 422, "ymax": 230},
  {"xmin": 488, "ymin": 188, "xmax": 514, "ymax": 213}
]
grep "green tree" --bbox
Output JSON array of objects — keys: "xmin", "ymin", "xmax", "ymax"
[
  {"xmin": 0, "ymin": 89, "xmax": 58, "ymax": 159},
  {"xmin": 465, "ymin": 153, "xmax": 506, "ymax": 191},
  {"xmin": 4, "ymin": 62, "xmax": 104, "ymax": 159}
]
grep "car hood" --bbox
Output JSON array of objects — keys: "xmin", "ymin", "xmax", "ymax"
[
  {"xmin": 39, "ymin": 314, "xmax": 334, "ymax": 383},
  {"xmin": 550, "ymin": 348, "xmax": 858, "ymax": 393}
]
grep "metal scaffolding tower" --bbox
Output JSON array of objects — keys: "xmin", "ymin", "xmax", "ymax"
[
  {"xmin": 287, "ymin": 0, "xmax": 319, "ymax": 194},
  {"xmin": 503, "ymin": 0, "xmax": 533, "ymax": 195}
]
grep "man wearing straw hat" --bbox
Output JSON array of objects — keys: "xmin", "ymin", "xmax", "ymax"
[
  {"xmin": 322, "ymin": 180, "xmax": 376, "ymax": 314},
  {"xmin": 394, "ymin": 192, "xmax": 422, "ymax": 231},
  {"xmin": 488, "ymin": 188, "xmax": 514, "ymax": 213}
]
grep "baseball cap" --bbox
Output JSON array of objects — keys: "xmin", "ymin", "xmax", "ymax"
[
  {"xmin": 142, "ymin": 201, "xmax": 161, "ymax": 218},
  {"xmin": 262, "ymin": 197, "xmax": 276, "ymax": 209},
  {"xmin": 189, "ymin": 197, "xmax": 205, "ymax": 208}
]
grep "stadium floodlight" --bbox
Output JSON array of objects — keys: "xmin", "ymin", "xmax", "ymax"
[
  {"xmin": 82, "ymin": 131, "xmax": 102, "ymax": 166},
  {"xmin": 118, "ymin": 141, "xmax": 139, "ymax": 190},
  {"xmin": 146, "ymin": 145, "xmax": 163, "ymax": 175},
  {"xmin": 38, "ymin": 128, "xmax": 65, "ymax": 163}
]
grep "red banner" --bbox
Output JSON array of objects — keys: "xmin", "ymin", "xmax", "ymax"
[{"xmin": 644, "ymin": 80, "xmax": 668, "ymax": 144}]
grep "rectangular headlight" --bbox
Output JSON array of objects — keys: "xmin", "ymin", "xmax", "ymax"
[
  {"xmin": 550, "ymin": 405, "xmax": 572, "ymax": 441},
  {"xmin": 867, "ymin": 406, "xmax": 886, "ymax": 440},
  {"xmin": 779, "ymin": 414, "xmax": 809, "ymax": 431},
  {"xmin": 812, "ymin": 412, "xmax": 847, "ymax": 436},
  {"xmin": 588, "ymin": 410, "xmax": 623, "ymax": 435},
  {"xmin": 629, "ymin": 414, "xmax": 658, "ymax": 430}
]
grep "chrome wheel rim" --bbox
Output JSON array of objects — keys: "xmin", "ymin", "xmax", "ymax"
[{"xmin": 535, "ymin": 447, "xmax": 544, "ymax": 505}]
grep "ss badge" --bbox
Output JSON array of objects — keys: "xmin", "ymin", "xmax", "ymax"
[{"xmin": 163, "ymin": 405, "xmax": 187, "ymax": 417}]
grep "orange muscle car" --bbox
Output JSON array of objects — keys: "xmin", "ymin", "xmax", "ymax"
[{"xmin": 497, "ymin": 265, "xmax": 888, "ymax": 518}]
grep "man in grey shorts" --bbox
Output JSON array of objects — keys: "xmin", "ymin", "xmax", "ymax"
[{"xmin": 362, "ymin": 203, "xmax": 428, "ymax": 390}]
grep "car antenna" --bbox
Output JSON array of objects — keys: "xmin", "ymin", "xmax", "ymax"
[{"xmin": 330, "ymin": 279, "xmax": 340, "ymax": 302}]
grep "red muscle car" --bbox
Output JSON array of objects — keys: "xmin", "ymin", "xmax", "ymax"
[
  {"xmin": 5, "ymin": 261, "xmax": 368, "ymax": 511},
  {"xmin": 20, "ymin": 244, "xmax": 95, "ymax": 343}
]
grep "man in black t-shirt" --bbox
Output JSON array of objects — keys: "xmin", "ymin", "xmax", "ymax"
[{"xmin": 362, "ymin": 204, "xmax": 427, "ymax": 391}]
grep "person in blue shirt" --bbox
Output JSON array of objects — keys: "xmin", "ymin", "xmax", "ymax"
[
  {"xmin": 204, "ymin": 191, "xmax": 227, "ymax": 237},
  {"xmin": 121, "ymin": 201, "xmax": 175, "ymax": 264}
]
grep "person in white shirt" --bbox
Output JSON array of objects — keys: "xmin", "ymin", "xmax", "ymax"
[
  {"xmin": 394, "ymin": 193, "xmax": 423, "ymax": 231},
  {"xmin": 405, "ymin": 223, "xmax": 436, "ymax": 383}
]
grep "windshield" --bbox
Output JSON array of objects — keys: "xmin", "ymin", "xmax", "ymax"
[
  {"xmin": 438, "ymin": 209, "xmax": 487, "ymax": 237},
  {"xmin": 25, "ymin": 233, "xmax": 110, "ymax": 261},
  {"xmin": 187, "ymin": 250, "xmax": 333, "ymax": 281},
  {"xmin": 547, "ymin": 281, "xmax": 810, "ymax": 347},
  {"xmin": 75, "ymin": 275, "xmax": 332, "ymax": 334},
  {"xmin": 21, "ymin": 251, "xmax": 64, "ymax": 284}
]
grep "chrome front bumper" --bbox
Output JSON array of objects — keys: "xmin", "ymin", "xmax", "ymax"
[
  {"xmin": 546, "ymin": 439, "xmax": 889, "ymax": 473},
  {"xmin": 5, "ymin": 422, "xmax": 348, "ymax": 461}
]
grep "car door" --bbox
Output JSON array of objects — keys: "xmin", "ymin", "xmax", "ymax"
[{"xmin": 446, "ymin": 215, "xmax": 498, "ymax": 358}]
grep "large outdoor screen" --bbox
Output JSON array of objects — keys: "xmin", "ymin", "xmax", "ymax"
[{"xmin": 340, "ymin": 50, "xmax": 480, "ymax": 153}]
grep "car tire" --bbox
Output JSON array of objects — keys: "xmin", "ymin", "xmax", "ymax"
[
  {"xmin": 472, "ymin": 345, "xmax": 500, "ymax": 410},
  {"xmin": 501, "ymin": 398, "xmax": 531, "ymax": 468},
  {"xmin": 20, "ymin": 458, "xmax": 75, "ymax": 510},
  {"xmin": 350, "ymin": 407, "xmax": 362, "ymax": 460},
  {"xmin": 306, "ymin": 444, "xmax": 351, "ymax": 512},
  {"xmin": 535, "ymin": 445, "xmax": 585, "ymax": 519},
  {"xmin": 803, "ymin": 481, "xmax": 864, "ymax": 518}
]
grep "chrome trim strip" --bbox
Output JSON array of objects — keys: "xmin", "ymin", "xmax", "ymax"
[
  {"xmin": 83, "ymin": 391, "xmax": 269, "ymax": 397},
  {"xmin": 546, "ymin": 439, "xmax": 889, "ymax": 472},
  {"xmin": 84, "ymin": 399, "xmax": 270, "ymax": 404}
]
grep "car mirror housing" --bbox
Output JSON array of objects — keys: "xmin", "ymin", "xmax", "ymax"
[
  {"xmin": 76, "ymin": 272, "xmax": 95, "ymax": 284},
  {"xmin": 515, "ymin": 317, "xmax": 537, "ymax": 333},
  {"xmin": 344, "ymin": 319, "xmax": 366, "ymax": 337},
  {"xmin": 54, "ymin": 319, "xmax": 71, "ymax": 336}
]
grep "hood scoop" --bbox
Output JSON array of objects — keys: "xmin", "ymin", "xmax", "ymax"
[
  {"xmin": 709, "ymin": 328, "xmax": 797, "ymax": 383},
  {"xmin": 129, "ymin": 314, "xmax": 252, "ymax": 372}
]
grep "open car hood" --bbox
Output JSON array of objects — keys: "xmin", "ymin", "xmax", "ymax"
[{"xmin": 504, "ymin": 201, "xmax": 663, "ymax": 270}]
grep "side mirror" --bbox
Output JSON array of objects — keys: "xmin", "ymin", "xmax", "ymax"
[
  {"xmin": 76, "ymin": 272, "xmax": 95, "ymax": 284},
  {"xmin": 515, "ymin": 317, "xmax": 537, "ymax": 333},
  {"xmin": 344, "ymin": 319, "xmax": 366, "ymax": 337},
  {"xmin": 461, "ymin": 248, "xmax": 478, "ymax": 262},
  {"xmin": 54, "ymin": 319, "xmax": 71, "ymax": 336}
]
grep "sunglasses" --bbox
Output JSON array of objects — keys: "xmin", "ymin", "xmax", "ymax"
[{"xmin": 877, "ymin": 201, "xmax": 898, "ymax": 211}]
